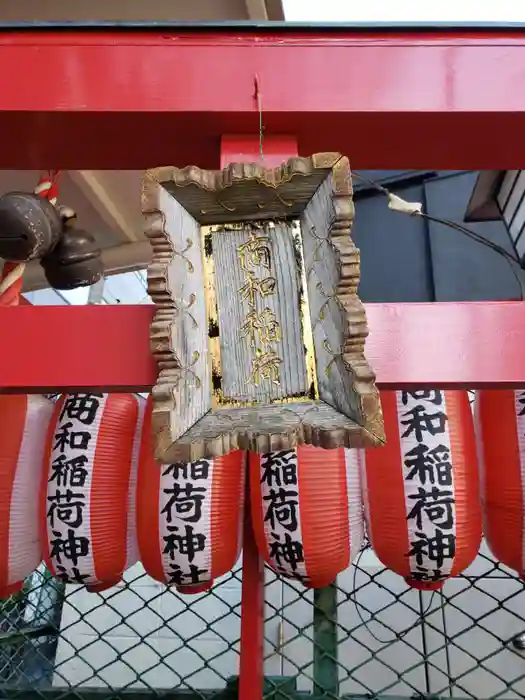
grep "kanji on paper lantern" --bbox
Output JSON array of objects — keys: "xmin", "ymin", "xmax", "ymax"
[
  {"xmin": 137, "ymin": 399, "xmax": 245, "ymax": 594},
  {"xmin": 476, "ymin": 389, "xmax": 525, "ymax": 577},
  {"xmin": 361, "ymin": 390, "xmax": 482, "ymax": 590},
  {"xmin": 40, "ymin": 393, "xmax": 142, "ymax": 591},
  {"xmin": 0, "ymin": 395, "xmax": 54, "ymax": 598},
  {"xmin": 250, "ymin": 446, "xmax": 364, "ymax": 588}
]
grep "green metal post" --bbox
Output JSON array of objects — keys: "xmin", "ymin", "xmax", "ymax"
[{"xmin": 313, "ymin": 584, "xmax": 338, "ymax": 698}]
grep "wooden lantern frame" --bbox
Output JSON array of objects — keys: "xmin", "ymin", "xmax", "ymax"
[
  {"xmin": 1, "ymin": 23, "xmax": 525, "ymax": 700},
  {"xmin": 143, "ymin": 155, "xmax": 384, "ymax": 462}
]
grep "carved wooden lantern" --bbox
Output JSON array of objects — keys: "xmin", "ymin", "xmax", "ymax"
[{"xmin": 143, "ymin": 153, "xmax": 384, "ymax": 463}]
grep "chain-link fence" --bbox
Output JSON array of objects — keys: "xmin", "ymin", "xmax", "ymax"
[
  {"xmin": 0, "ymin": 566, "xmax": 63, "ymax": 690},
  {"xmin": 1, "ymin": 541, "xmax": 525, "ymax": 700},
  {"xmin": 269, "ymin": 543, "xmax": 525, "ymax": 700}
]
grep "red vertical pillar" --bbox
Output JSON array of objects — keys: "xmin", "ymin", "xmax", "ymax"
[{"xmin": 219, "ymin": 134, "xmax": 298, "ymax": 700}]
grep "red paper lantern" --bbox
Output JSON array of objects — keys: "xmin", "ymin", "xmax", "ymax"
[
  {"xmin": 250, "ymin": 446, "xmax": 364, "ymax": 588},
  {"xmin": 361, "ymin": 390, "xmax": 482, "ymax": 590},
  {"xmin": 124, "ymin": 396, "xmax": 147, "ymax": 574},
  {"xmin": 40, "ymin": 393, "xmax": 142, "ymax": 590},
  {"xmin": 137, "ymin": 399, "xmax": 245, "ymax": 594},
  {"xmin": 0, "ymin": 395, "xmax": 54, "ymax": 598},
  {"xmin": 476, "ymin": 389, "xmax": 525, "ymax": 577}
]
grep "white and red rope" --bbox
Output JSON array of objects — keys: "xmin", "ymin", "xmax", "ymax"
[{"xmin": 0, "ymin": 172, "xmax": 60, "ymax": 306}]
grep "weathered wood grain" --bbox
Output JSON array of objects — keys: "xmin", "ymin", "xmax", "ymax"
[
  {"xmin": 162, "ymin": 400, "xmax": 379, "ymax": 463},
  {"xmin": 212, "ymin": 222, "xmax": 308, "ymax": 403},
  {"xmin": 158, "ymin": 156, "xmax": 339, "ymax": 224},
  {"xmin": 301, "ymin": 157, "xmax": 384, "ymax": 444},
  {"xmin": 144, "ymin": 154, "xmax": 384, "ymax": 462},
  {"xmin": 142, "ymin": 175, "xmax": 211, "ymax": 460}
]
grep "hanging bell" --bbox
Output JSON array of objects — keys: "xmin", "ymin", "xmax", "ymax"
[
  {"xmin": 41, "ymin": 208, "xmax": 104, "ymax": 290},
  {"xmin": 0, "ymin": 191, "xmax": 62, "ymax": 262}
]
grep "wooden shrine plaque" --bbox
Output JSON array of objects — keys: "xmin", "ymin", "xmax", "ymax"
[{"xmin": 143, "ymin": 154, "xmax": 385, "ymax": 462}]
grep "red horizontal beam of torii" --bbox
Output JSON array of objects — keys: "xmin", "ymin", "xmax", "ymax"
[
  {"xmin": 1, "ymin": 27, "xmax": 525, "ymax": 169},
  {"xmin": 1, "ymin": 301, "xmax": 525, "ymax": 393}
]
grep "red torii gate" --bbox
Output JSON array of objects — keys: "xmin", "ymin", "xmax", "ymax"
[{"xmin": 1, "ymin": 24, "xmax": 525, "ymax": 700}]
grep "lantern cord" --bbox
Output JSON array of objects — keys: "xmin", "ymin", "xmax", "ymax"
[
  {"xmin": 350, "ymin": 545, "xmax": 436, "ymax": 645},
  {"xmin": 0, "ymin": 263, "xmax": 25, "ymax": 299},
  {"xmin": 254, "ymin": 74, "xmax": 264, "ymax": 162},
  {"xmin": 352, "ymin": 171, "xmax": 525, "ymax": 302}
]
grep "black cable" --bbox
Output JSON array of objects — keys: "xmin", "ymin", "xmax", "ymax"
[
  {"xmin": 353, "ymin": 170, "xmax": 390, "ymax": 195},
  {"xmin": 351, "ymin": 546, "xmax": 436, "ymax": 645},
  {"xmin": 419, "ymin": 213, "xmax": 524, "ymax": 301},
  {"xmin": 353, "ymin": 171, "xmax": 524, "ymax": 301}
]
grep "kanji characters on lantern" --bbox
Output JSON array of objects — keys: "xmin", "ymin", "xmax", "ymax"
[
  {"xmin": 361, "ymin": 390, "xmax": 482, "ymax": 590},
  {"xmin": 0, "ymin": 395, "xmax": 54, "ymax": 598},
  {"xmin": 40, "ymin": 392, "xmax": 142, "ymax": 590},
  {"xmin": 250, "ymin": 446, "xmax": 364, "ymax": 588},
  {"xmin": 476, "ymin": 389, "xmax": 525, "ymax": 577},
  {"xmin": 137, "ymin": 399, "xmax": 245, "ymax": 593}
]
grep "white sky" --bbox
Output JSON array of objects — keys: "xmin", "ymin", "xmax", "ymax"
[{"xmin": 283, "ymin": 0, "xmax": 525, "ymax": 23}]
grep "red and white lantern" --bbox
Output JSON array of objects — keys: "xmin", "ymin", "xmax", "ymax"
[
  {"xmin": 476, "ymin": 389, "xmax": 525, "ymax": 577},
  {"xmin": 250, "ymin": 446, "xmax": 364, "ymax": 588},
  {"xmin": 124, "ymin": 396, "xmax": 146, "ymax": 573},
  {"xmin": 361, "ymin": 390, "xmax": 482, "ymax": 590},
  {"xmin": 0, "ymin": 395, "xmax": 54, "ymax": 598},
  {"xmin": 137, "ymin": 400, "xmax": 245, "ymax": 594},
  {"xmin": 40, "ymin": 393, "xmax": 142, "ymax": 590}
]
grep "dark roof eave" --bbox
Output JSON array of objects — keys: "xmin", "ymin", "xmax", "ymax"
[
  {"xmin": 1, "ymin": 20, "xmax": 525, "ymax": 31},
  {"xmin": 464, "ymin": 170, "xmax": 505, "ymax": 223}
]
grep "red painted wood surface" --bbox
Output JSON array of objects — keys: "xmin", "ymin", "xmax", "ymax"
[
  {"xmin": 239, "ymin": 480, "xmax": 265, "ymax": 700},
  {"xmin": 220, "ymin": 135, "xmax": 299, "ymax": 169},
  {"xmin": 2, "ymin": 301, "xmax": 525, "ymax": 392},
  {"xmin": 1, "ymin": 30, "xmax": 525, "ymax": 169},
  {"xmin": 0, "ymin": 305, "xmax": 155, "ymax": 393}
]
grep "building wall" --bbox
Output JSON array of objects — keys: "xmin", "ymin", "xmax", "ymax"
[
  {"xmin": 51, "ymin": 548, "xmax": 525, "ymax": 698},
  {"xmin": 496, "ymin": 170, "xmax": 525, "ymax": 261},
  {"xmin": 354, "ymin": 170, "xmax": 523, "ymax": 303},
  {"xmin": 52, "ymin": 562, "xmax": 244, "ymax": 689},
  {"xmin": 0, "ymin": 0, "xmax": 265, "ymax": 22}
]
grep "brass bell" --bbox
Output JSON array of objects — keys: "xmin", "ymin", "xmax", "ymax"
[
  {"xmin": 41, "ymin": 212, "xmax": 104, "ymax": 290},
  {"xmin": 0, "ymin": 191, "xmax": 62, "ymax": 262}
]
